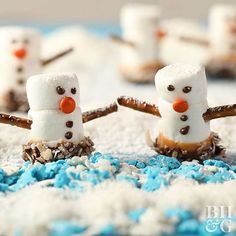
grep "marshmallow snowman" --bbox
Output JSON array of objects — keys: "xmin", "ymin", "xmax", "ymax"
[
  {"xmin": 0, "ymin": 27, "xmax": 41, "ymax": 111},
  {"xmin": 0, "ymin": 26, "xmax": 73, "ymax": 112},
  {"xmin": 155, "ymin": 64, "xmax": 210, "ymax": 144},
  {"xmin": 26, "ymin": 73, "xmax": 83, "ymax": 143},
  {"xmin": 209, "ymin": 4, "xmax": 236, "ymax": 58},
  {"xmin": 0, "ymin": 72, "xmax": 118, "ymax": 163},
  {"xmin": 119, "ymin": 3, "xmax": 163, "ymax": 82},
  {"xmin": 118, "ymin": 63, "xmax": 236, "ymax": 161}
]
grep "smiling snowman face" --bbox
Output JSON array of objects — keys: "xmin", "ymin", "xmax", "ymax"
[
  {"xmin": 0, "ymin": 26, "xmax": 41, "ymax": 61},
  {"xmin": 26, "ymin": 72, "xmax": 80, "ymax": 112}
]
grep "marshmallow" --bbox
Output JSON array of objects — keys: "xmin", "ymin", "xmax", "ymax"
[
  {"xmin": 27, "ymin": 73, "xmax": 84, "ymax": 143},
  {"xmin": 155, "ymin": 63, "xmax": 210, "ymax": 143},
  {"xmin": 0, "ymin": 26, "xmax": 42, "ymax": 108},
  {"xmin": 0, "ymin": 26, "xmax": 41, "ymax": 61},
  {"xmin": 26, "ymin": 73, "xmax": 80, "ymax": 110},
  {"xmin": 209, "ymin": 4, "xmax": 236, "ymax": 56},
  {"xmin": 29, "ymin": 109, "xmax": 84, "ymax": 142},
  {"xmin": 155, "ymin": 63, "xmax": 207, "ymax": 104},
  {"xmin": 120, "ymin": 3, "xmax": 161, "ymax": 67}
]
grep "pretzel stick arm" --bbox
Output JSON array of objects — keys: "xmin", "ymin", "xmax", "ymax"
[
  {"xmin": 117, "ymin": 96, "xmax": 161, "ymax": 117},
  {"xmin": 82, "ymin": 102, "xmax": 118, "ymax": 123},
  {"xmin": 179, "ymin": 35, "xmax": 210, "ymax": 47},
  {"xmin": 41, "ymin": 47, "xmax": 74, "ymax": 66},
  {"xmin": 203, "ymin": 104, "xmax": 236, "ymax": 121},
  {"xmin": 0, "ymin": 113, "xmax": 32, "ymax": 129},
  {"xmin": 110, "ymin": 34, "xmax": 136, "ymax": 48}
]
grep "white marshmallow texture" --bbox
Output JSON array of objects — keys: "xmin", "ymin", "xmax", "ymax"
[
  {"xmin": 209, "ymin": 4, "xmax": 236, "ymax": 56},
  {"xmin": 27, "ymin": 73, "xmax": 84, "ymax": 143},
  {"xmin": 120, "ymin": 3, "xmax": 161, "ymax": 67},
  {"xmin": 155, "ymin": 64, "xmax": 211, "ymax": 143},
  {"xmin": 0, "ymin": 26, "xmax": 42, "ymax": 105}
]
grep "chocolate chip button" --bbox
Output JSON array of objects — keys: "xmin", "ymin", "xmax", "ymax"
[
  {"xmin": 17, "ymin": 79, "xmax": 25, "ymax": 85},
  {"xmin": 65, "ymin": 131, "xmax": 73, "ymax": 139},
  {"xmin": 180, "ymin": 126, "xmax": 190, "ymax": 135},
  {"xmin": 180, "ymin": 115, "xmax": 188, "ymax": 121},
  {"xmin": 17, "ymin": 66, "xmax": 23, "ymax": 73},
  {"xmin": 66, "ymin": 121, "xmax": 73, "ymax": 128}
]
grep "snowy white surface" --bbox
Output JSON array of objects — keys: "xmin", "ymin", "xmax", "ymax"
[{"xmin": 0, "ymin": 24, "xmax": 236, "ymax": 235}]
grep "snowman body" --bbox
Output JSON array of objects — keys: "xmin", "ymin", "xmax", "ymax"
[
  {"xmin": 158, "ymin": 98, "xmax": 210, "ymax": 144},
  {"xmin": 23, "ymin": 73, "xmax": 94, "ymax": 163},
  {"xmin": 209, "ymin": 4, "xmax": 236, "ymax": 58},
  {"xmin": 208, "ymin": 4, "xmax": 236, "ymax": 77},
  {"xmin": 0, "ymin": 27, "xmax": 42, "ymax": 111},
  {"xmin": 120, "ymin": 3, "xmax": 163, "ymax": 82},
  {"xmin": 154, "ymin": 64, "xmax": 217, "ymax": 160},
  {"xmin": 29, "ymin": 108, "xmax": 83, "ymax": 142}
]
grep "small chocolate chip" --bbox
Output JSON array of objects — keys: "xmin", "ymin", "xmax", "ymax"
[
  {"xmin": 17, "ymin": 79, "xmax": 25, "ymax": 85},
  {"xmin": 167, "ymin": 85, "xmax": 175, "ymax": 91},
  {"xmin": 56, "ymin": 86, "xmax": 65, "ymax": 95},
  {"xmin": 17, "ymin": 66, "xmax": 23, "ymax": 73},
  {"xmin": 183, "ymin": 86, "xmax": 192, "ymax": 93},
  {"xmin": 180, "ymin": 126, "xmax": 190, "ymax": 135},
  {"xmin": 180, "ymin": 115, "xmax": 188, "ymax": 121},
  {"xmin": 11, "ymin": 39, "xmax": 17, "ymax": 44},
  {"xmin": 23, "ymin": 39, "xmax": 29, "ymax": 44},
  {"xmin": 65, "ymin": 131, "xmax": 73, "ymax": 139},
  {"xmin": 66, "ymin": 121, "xmax": 73, "ymax": 128},
  {"xmin": 71, "ymin": 88, "xmax": 76, "ymax": 94}
]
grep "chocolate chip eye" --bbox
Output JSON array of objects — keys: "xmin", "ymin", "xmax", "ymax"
[
  {"xmin": 23, "ymin": 38, "xmax": 29, "ymax": 44},
  {"xmin": 56, "ymin": 86, "xmax": 65, "ymax": 95},
  {"xmin": 11, "ymin": 39, "xmax": 17, "ymax": 44},
  {"xmin": 167, "ymin": 85, "xmax": 175, "ymax": 91},
  {"xmin": 183, "ymin": 86, "xmax": 192, "ymax": 93},
  {"xmin": 71, "ymin": 88, "xmax": 76, "ymax": 94}
]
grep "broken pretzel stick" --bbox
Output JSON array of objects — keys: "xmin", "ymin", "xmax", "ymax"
[
  {"xmin": 203, "ymin": 104, "xmax": 236, "ymax": 121},
  {"xmin": 41, "ymin": 47, "xmax": 74, "ymax": 66},
  {"xmin": 0, "ymin": 113, "xmax": 32, "ymax": 129},
  {"xmin": 110, "ymin": 34, "xmax": 136, "ymax": 48},
  {"xmin": 82, "ymin": 102, "xmax": 118, "ymax": 123},
  {"xmin": 117, "ymin": 96, "xmax": 161, "ymax": 117}
]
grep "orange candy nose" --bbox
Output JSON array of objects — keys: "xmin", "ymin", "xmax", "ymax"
[
  {"xmin": 14, "ymin": 48, "xmax": 27, "ymax": 59},
  {"xmin": 59, "ymin": 97, "xmax": 76, "ymax": 114},
  {"xmin": 155, "ymin": 29, "xmax": 167, "ymax": 40},
  {"xmin": 173, "ymin": 99, "xmax": 189, "ymax": 113}
]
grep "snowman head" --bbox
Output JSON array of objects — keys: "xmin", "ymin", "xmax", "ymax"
[
  {"xmin": 155, "ymin": 64, "xmax": 207, "ymax": 113},
  {"xmin": 209, "ymin": 4, "xmax": 236, "ymax": 40},
  {"xmin": 120, "ymin": 3, "xmax": 161, "ymax": 40},
  {"xmin": 0, "ymin": 26, "xmax": 41, "ymax": 61},
  {"xmin": 26, "ymin": 73, "xmax": 80, "ymax": 113}
]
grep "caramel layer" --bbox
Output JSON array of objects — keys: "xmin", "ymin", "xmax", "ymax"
[{"xmin": 156, "ymin": 134, "xmax": 212, "ymax": 152}]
